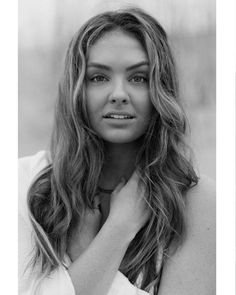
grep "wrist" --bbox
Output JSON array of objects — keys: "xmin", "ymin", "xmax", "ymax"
[{"xmin": 105, "ymin": 215, "xmax": 136, "ymax": 243}]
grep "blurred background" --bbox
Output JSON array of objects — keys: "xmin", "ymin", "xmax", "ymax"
[{"xmin": 18, "ymin": 0, "xmax": 215, "ymax": 179}]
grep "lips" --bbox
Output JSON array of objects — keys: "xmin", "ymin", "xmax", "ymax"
[{"xmin": 103, "ymin": 112, "xmax": 135, "ymax": 119}]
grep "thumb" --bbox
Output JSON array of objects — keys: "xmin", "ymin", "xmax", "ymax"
[
  {"xmin": 93, "ymin": 195, "xmax": 101, "ymax": 209},
  {"xmin": 112, "ymin": 177, "xmax": 126, "ymax": 195}
]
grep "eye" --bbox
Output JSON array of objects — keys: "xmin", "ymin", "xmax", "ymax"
[
  {"xmin": 89, "ymin": 75, "xmax": 109, "ymax": 83},
  {"xmin": 130, "ymin": 76, "xmax": 148, "ymax": 84}
]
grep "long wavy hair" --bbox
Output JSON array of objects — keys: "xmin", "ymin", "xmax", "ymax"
[{"xmin": 27, "ymin": 7, "xmax": 198, "ymax": 294}]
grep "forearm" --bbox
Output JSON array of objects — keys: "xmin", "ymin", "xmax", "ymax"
[{"xmin": 68, "ymin": 218, "xmax": 135, "ymax": 295}]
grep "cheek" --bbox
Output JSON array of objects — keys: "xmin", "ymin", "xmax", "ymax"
[
  {"xmin": 86, "ymin": 86, "xmax": 107, "ymax": 107},
  {"xmin": 141, "ymin": 101, "xmax": 154, "ymax": 128},
  {"xmin": 145, "ymin": 99, "xmax": 153, "ymax": 114},
  {"xmin": 86, "ymin": 90, "xmax": 101, "ymax": 119},
  {"xmin": 136, "ymin": 94, "xmax": 153, "ymax": 118},
  {"xmin": 86, "ymin": 102, "xmax": 98, "ymax": 129}
]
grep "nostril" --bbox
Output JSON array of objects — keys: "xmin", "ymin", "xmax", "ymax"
[{"xmin": 109, "ymin": 95, "xmax": 129, "ymax": 104}]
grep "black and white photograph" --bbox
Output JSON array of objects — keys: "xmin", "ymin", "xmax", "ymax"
[{"xmin": 17, "ymin": 0, "xmax": 218, "ymax": 294}]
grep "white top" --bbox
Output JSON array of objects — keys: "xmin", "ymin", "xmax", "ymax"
[{"xmin": 18, "ymin": 151, "xmax": 149, "ymax": 295}]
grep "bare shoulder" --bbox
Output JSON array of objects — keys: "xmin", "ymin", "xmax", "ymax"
[
  {"xmin": 187, "ymin": 174, "xmax": 215, "ymax": 205},
  {"xmin": 158, "ymin": 175, "xmax": 216, "ymax": 295},
  {"xmin": 185, "ymin": 175, "xmax": 216, "ymax": 236},
  {"xmin": 183, "ymin": 174, "xmax": 216, "ymax": 261}
]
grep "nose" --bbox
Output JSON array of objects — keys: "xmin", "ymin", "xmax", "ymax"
[{"xmin": 108, "ymin": 79, "xmax": 129, "ymax": 105}]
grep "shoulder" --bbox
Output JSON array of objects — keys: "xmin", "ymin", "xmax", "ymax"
[
  {"xmin": 157, "ymin": 175, "xmax": 216, "ymax": 294},
  {"xmin": 18, "ymin": 150, "xmax": 51, "ymax": 223},
  {"xmin": 18, "ymin": 150, "xmax": 51, "ymax": 175},
  {"xmin": 18, "ymin": 150, "xmax": 51, "ymax": 197},
  {"xmin": 19, "ymin": 150, "xmax": 51, "ymax": 184},
  {"xmin": 185, "ymin": 175, "xmax": 216, "ymax": 238},
  {"xmin": 180, "ymin": 175, "xmax": 216, "ymax": 280},
  {"xmin": 187, "ymin": 174, "xmax": 215, "ymax": 205}
]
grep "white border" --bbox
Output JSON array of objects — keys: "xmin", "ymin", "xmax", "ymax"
[
  {"xmin": 1, "ymin": 0, "xmax": 235, "ymax": 294},
  {"xmin": 0, "ymin": 1, "xmax": 18, "ymax": 294},
  {"xmin": 216, "ymin": 0, "xmax": 236, "ymax": 294}
]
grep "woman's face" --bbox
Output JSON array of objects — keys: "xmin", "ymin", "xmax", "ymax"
[{"xmin": 85, "ymin": 30, "xmax": 153, "ymax": 144}]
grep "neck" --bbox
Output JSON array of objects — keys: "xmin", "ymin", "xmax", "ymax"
[{"xmin": 99, "ymin": 141, "xmax": 141, "ymax": 190}]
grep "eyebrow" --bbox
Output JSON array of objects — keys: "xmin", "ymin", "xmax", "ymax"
[{"xmin": 87, "ymin": 61, "xmax": 149, "ymax": 71}]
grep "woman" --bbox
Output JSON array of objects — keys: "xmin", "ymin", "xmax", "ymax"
[{"xmin": 19, "ymin": 7, "xmax": 215, "ymax": 295}]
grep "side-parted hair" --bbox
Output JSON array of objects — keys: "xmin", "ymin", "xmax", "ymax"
[{"xmin": 27, "ymin": 7, "xmax": 198, "ymax": 294}]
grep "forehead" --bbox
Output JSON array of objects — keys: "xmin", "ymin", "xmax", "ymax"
[{"xmin": 87, "ymin": 30, "xmax": 148, "ymax": 65}]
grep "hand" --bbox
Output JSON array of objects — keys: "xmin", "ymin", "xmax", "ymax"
[
  {"xmin": 108, "ymin": 171, "xmax": 150, "ymax": 237},
  {"xmin": 67, "ymin": 197, "xmax": 102, "ymax": 262}
]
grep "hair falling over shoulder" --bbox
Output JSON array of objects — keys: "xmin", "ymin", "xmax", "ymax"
[{"xmin": 27, "ymin": 7, "xmax": 198, "ymax": 294}]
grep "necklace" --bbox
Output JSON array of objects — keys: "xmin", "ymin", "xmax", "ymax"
[{"xmin": 97, "ymin": 186, "xmax": 114, "ymax": 194}]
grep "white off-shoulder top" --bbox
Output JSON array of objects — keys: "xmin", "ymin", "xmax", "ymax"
[{"xmin": 18, "ymin": 151, "xmax": 150, "ymax": 295}]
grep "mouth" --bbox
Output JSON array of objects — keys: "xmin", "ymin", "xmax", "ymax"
[{"xmin": 103, "ymin": 113, "xmax": 135, "ymax": 120}]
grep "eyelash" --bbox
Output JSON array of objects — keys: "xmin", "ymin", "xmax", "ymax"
[
  {"xmin": 130, "ymin": 76, "xmax": 148, "ymax": 83},
  {"xmin": 88, "ymin": 74, "xmax": 148, "ymax": 84},
  {"xmin": 89, "ymin": 75, "xmax": 108, "ymax": 83}
]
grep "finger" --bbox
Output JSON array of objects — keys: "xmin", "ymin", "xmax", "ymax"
[
  {"xmin": 85, "ymin": 205, "xmax": 101, "ymax": 216},
  {"xmin": 93, "ymin": 195, "xmax": 101, "ymax": 208},
  {"xmin": 128, "ymin": 170, "xmax": 140, "ymax": 184},
  {"xmin": 84, "ymin": 209, "xmax": 101, "ymax": 224},
  {"xmin": 112, "ymin": 177, "xmax": 126, "ymax": 195}
]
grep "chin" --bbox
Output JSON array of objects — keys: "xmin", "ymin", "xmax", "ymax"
[
  {"xmin": 100, "ymin": 131, "xmax": 144, "ymax": 144},
  {"xmin": 103, "ymin": 138, "xmax": 136, "ymax": 144}
]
